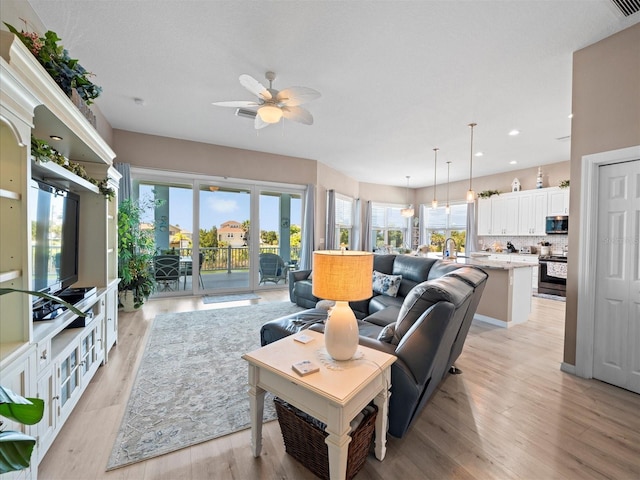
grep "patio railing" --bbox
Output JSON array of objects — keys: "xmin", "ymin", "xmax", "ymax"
[{"xmin": 176, "ymin": 246, "xmax": 300, "ymax": 272}]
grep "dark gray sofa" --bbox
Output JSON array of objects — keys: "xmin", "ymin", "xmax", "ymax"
[{"xmin": 266, "ymin": 254, "xmax": 488, "ymax": 438}]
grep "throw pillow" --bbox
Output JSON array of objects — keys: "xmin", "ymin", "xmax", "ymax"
[
  {"xmin": 372, "ymin": 270, "xmax": 402, "ymax": 297},
  {"xmin": 377, "ymin": 322, "xmax": 396, "ymax": 343}
]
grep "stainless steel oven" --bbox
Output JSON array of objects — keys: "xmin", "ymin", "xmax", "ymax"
[{"xmin": 538, "ymin": 255, "xmax": 567, "ymax": 296}]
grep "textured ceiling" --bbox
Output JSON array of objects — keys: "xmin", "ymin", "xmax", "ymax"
[{"xmin": 25, "ymin": 0, "xmax": 640, "ymax": 187}]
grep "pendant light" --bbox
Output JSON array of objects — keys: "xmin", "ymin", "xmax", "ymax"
[
  {"xmin": 466, "ymin": 122, "xmax": 477, "ymax": 203},
  {"xmin": 445, "ymin": 161, "xmax": 451, "ymax": 214},
  {"xmin": 431, "ymin": 148, "xmax": 439, "ymax": 209},
  {"xmin": 401, "ymin": 175, "xmax": 414, "ymax": 218}
]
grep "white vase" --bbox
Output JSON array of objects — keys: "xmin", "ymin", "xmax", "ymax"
[{"xmin": 324, "ymin": 301, "xmax": 359, "ymax": 361}]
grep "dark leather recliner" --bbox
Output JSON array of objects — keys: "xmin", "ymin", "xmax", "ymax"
[{"xmin": 268, "ymin": 255, "xmax": 488, "ymax": 438}]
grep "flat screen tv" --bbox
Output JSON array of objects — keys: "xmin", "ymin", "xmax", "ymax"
[{"xmin": 30, "ymin": 179, "xmax": 80, "ymax": 300}]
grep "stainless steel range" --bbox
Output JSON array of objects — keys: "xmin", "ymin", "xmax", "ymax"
[{"xmin": 538, "ymin": 255, "xmax": 567, "ymax": 297}]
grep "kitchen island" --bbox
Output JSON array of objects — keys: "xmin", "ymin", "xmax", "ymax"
[{"xmin": 455, "ymin": 255, "xmax": 535, "ymax": 327}]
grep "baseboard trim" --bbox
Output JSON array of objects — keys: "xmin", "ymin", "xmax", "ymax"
[
  {"xmin": 472, "ymin": 314, "xmax": 521, "ymax": 328},
  {"xmin": 560, "ymin": 362, "xmax": 576, "ymax": 375}
]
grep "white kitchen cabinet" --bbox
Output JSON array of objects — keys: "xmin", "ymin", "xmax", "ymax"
[
  {"xmin": 491, "ymin": 194, "xmax": 519, "ymax": 235},
  {"xmin": 518, "ymin": 190, "xmax": 548, "ymax": 235},
  {"xmin": 477, "ymin": 198, "xmax": 493, "ymax": 235},
  {"xmin": 548, "ymin": 187, "xmax": 570, "ymax": 215}
]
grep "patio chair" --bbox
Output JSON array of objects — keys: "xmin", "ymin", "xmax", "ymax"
[
  {"xmin": 183, "ymin": 253, "xmax": 205, "ymax": 290},
  {"xmin": 258, "ymin": 253, "xmax": 287, "ymax": 285},
  {"xmin": 154, "ymin": 255, "xmax": 181, "ymax": 291}
]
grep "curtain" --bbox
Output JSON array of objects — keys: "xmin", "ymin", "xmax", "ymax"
[
  {"xmin": 353, "ymin": 198, "xmax": 362, "ymax": 251},
  {"xmin": 418, "ymin": 205, "xmax": 426, "ymax": 246},
  {"xmin": 362, "ymin": 200, "xmax": 372, "ymax": 252},
  {"xmin": 466, "ymin": 200, "xmax": 478, "ymax": 253},
  {"xmin": 299, "ymin": 184, "xmax": 315, "ymax": 270},
  {"xmin": 114, "ymin": 162, "xmax": 132, "ymax": 204},
  {"xmin": 325, "ymin": 189, "xmax": 336, "ymax": 250}
]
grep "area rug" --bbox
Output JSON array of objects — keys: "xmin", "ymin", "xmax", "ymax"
[
  {"xmin": 106, "ymin": 301, "xmax": 305, "ymax": 470},
  {"xmin": 533, "ymin": 292, "xmax": 566, "ymax": 302},
  {"xmin": 202, "ymin": 293, "xmax": 261, "ymax": 304}
]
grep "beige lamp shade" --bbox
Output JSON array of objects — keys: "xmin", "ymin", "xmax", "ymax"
[{"xmin": 312, "ymin": 250, "xmax": 373, "ymax": 301}]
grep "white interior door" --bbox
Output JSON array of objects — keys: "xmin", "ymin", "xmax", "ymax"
[{"xmin": 593, "ymin": 160, "xmax": 640, "ymax": 394}]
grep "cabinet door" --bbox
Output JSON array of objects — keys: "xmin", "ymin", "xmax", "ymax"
[
  {"xmin": 518, "ymin": 194, "xmax": 533, "ymax": 235},
  {"xmin": 477, "ymin": 198, "xmax": 493, "ymax": 235},
  {"xmin": 57, "ymin": 343, "xmax": 81, "ymax": 423},
  {"xmin": 104, "ymin": 286, "xmax": 118, "ymax": 360},
  {"xmin": 548, "ymin": 189, "xmax": 569, "ymax": 215},
  {"xmin": 36, "ymin": 368, "xmax": 57, "ymax": 461},
  {"xmin": 519, "ymin": 191, "xmax": 548, "ymax": 235},
  {"xmin": 531, "ymin": 191, "xmax": 548, "ymax": 235},
  {"xmin": 492, "ymin": 195, "xmax": 519, "ymax": 235},
  {"xmin": 80, "ymin": 319, "xmax": 103, "ymax": 382}
]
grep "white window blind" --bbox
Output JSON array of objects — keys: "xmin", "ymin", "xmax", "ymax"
[
  {"xmin": 425, "ymin": 203, "xmax": 467, "ymax": 229},
  {"xmin": 335, "ymin": 196, "xmax": 353, "ymax": 226}
]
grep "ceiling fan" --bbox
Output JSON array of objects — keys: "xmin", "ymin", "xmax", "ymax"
[{"xmin": 212, "ymin": 71, "xmax": 321, "ymax": 129}]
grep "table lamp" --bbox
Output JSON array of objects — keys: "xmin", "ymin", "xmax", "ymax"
[{"xmin": 312, "ymin": 250, "xmax": 373, "ymax": 360}]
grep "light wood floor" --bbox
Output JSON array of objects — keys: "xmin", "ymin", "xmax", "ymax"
[{"xmin": 39, "ymin": 292, "xmax": 640, "ymax": 480}]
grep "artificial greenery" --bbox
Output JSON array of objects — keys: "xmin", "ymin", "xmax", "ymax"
[
  {"xmin": 478, "ymin": 189, "xmax": 501, "ymax": 198},
  {"xmin": 559, "ymin": 179, "xmax": 570, "ymax": 189},
  {"xmin": 30, "ymin": 135, "xmax": 115, "ymax": 200},
  {"xmin": 5, "ymin": 22, "xmax": 102, "ymax": 105},
  {"xmin": 118, "ymin": 198, "xmax": 157, "ymax": 308}
]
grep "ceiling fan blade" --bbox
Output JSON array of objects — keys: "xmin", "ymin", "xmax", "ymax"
[
  {"xmin": 276, "ymin": 87, "xmax": 321, "ymax": 107},
  {"xmin": 282, "ymin": 106, "xmax": 313, "ymax": 125},
  {"xmin": 212, "ymin": 100, "xmax": 260, "ymax": 108},
  {"xmin": 254, "ymin": 115, "xmax": 271, "ymax": 130},
  {"xmin": 240, "ymin": 74, "xmax": 272, "ymax": 101}
]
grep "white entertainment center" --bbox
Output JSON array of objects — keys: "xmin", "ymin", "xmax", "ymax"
[{"xmin": 0, "ymin": 31, "xmax": 119, "ymax": 479}]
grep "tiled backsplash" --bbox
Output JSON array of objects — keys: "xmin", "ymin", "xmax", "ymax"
[{"xmin": 478, "ymin": 235, "xmax": 568, "ymax": 253}]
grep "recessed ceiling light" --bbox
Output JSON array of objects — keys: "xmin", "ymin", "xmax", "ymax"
[
  {"xmin": 568, "ymin": 113, "xmax": 573, "ymax": 119},
  {"xmin": 508, "ymin": 129, "xmax": 520, "ymax": 136},
  {"xmin": 49, "ymin": 135, "xmax": 63, "ymax": 141},
  {"xmin": 510, "ymin": 160, "xmax": 518, "ymax": 165},
  {"xmin": 475, "ymin": 152, "xmax": 483, "ymax": 157}
]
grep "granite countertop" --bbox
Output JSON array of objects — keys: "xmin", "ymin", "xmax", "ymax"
[{"xmin": 453, "ymin": 257, "xmax": 537, "ymax": 270}]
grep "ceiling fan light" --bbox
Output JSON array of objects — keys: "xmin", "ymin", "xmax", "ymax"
[{"xmin": 258, "ymin": 105, "xmax": 282, "ymax": 123}]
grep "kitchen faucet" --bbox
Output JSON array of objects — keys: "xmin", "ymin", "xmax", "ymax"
[{"xmin": 444, "ymin": 237, "xmax": 457, "ymax": 259}]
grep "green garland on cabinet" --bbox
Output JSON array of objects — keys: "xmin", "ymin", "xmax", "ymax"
[
  {"xmin": 4, "ymin": 22, "xmax": 102, "ymax": 105},
  {"xmin": 31, "ymin": 136, "xmax": 115, "ymax": 201}
]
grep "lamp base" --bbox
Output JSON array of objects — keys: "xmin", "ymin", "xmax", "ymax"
[{"xmin": 324, "ymin": 301, "xmax": 359, "ymax": 361}]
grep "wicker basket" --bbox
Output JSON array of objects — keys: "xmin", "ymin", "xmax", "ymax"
[{"xmin": 274, "ymin": 397, "xmax": 377, "ymax": 480}]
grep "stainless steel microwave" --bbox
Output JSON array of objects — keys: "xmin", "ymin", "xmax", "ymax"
[{"xmin": 546, "ymin": 215, "xmax": 568, "ymax": 234}]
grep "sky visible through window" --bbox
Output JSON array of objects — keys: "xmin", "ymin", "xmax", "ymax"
[{"xmin": 139, "ymin": 185, "xmax": 301, "ymax": 234}]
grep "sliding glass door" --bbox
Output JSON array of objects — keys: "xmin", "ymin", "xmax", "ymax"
[
  {"xmin": 198, "ymin": 183, "xmax": 251, "ymax": 293},
  {"xmin": 257, "ymin": 190, "xmax": 302, "ymax": 287},
  {"xmin": 132, "ymin": 168, "xmax": 305, "ymax": 295},
  {"xmin": 136, "ymin": 180, "xmax": 194, "ymax": 297}
]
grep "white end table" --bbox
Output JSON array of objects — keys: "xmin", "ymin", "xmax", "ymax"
[{"xmin": 242, "ymin": 330, "xmax": 396, "ymax": 480}]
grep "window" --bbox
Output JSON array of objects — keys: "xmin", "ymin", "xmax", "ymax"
[
  {"xmin": 371, "ymin": 203, "xmax": 409, "ymax": 252},
  {"xmin": 422, "ymin": 203, "xmax": 467, "ymax": 253},
  {"xmin": 334, "ymin": 194, "xmax": 354, "ymax": 249}
]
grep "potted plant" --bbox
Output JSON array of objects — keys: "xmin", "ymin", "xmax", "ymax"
[{"xmin": 118, "ymin": 198, "xmax": 157, "ymax": 311}]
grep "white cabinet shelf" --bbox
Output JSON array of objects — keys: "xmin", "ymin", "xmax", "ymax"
[
  {"xmin": 31, "ymin": 160, "xmax": 100, "ymax": 195},
  {"xmin": 1, "ymin": 29, "xmax": 119, "ymax": 473}
]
